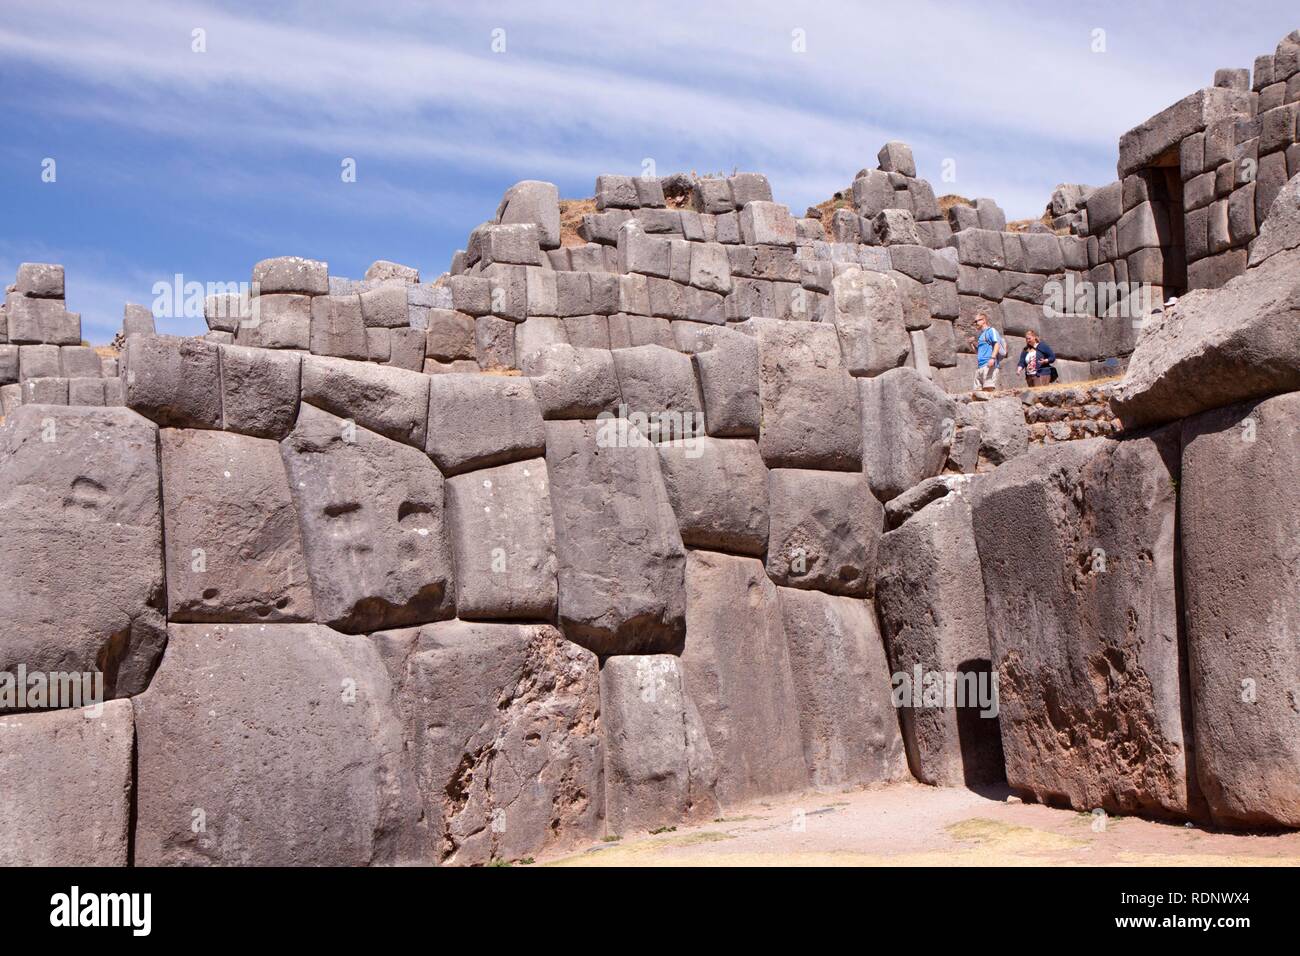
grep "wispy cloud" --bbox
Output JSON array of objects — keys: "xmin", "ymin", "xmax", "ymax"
[{"xmin": 0, "ymin": 1, "xmax": 1294, "ymax": 340}]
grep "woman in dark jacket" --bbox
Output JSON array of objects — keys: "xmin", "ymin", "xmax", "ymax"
[{"xmin": 1018, "ymin": 329, "xmax": 1057, "ymax": 386}]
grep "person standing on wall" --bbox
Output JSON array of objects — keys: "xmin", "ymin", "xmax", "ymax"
[
  {"xmin": 1018, "ymin": 329, "xmax": 1057, "ymax": 386},
  {"xmin": 973, "ymin": 312, "xmax": 1005, "ymax": 392}
]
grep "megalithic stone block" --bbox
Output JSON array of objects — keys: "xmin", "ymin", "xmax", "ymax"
[
  {"xmin": 425, "ymin": 373, "xmax": 545, "ymax": 476},
  {"xmin": 600, "ymin": 655, "xmax": 719, "ymax": 835},
  {"xmin": 300, "ymin": 354, "xmax": 429, "ymax": 448},
  {"xmin": 858, "ymin": 366, "xmax": 958, "ymax": 501},
  {"xmin": 14, "ymin": 262, "xmax": 65, "ymax": 299},
  {"xmin": 831, "ymin": 267, "xmax": 911, "ymax": 377},
  {"xmin": 970, "ymin": 432, "xmax": 1199, "ymax": 820},
  {"xmin": 779, "ymin": 587, "xmax": 909, "ymax": 788},
  {"xmin": 656, "ymin": 436, "xmax": 769, "ymax": 556},
  {"xmin": 218, "ymin": 343, "xmax": 301, "ymax": 440},
  {"xmin": 876, "ymin": 480, "xmax": 1006, "ymax": 787},
  {"xmin": 1181, "ymin": 392, "xmax": 1300, "ymax": 828},
  {"xmin": 280, "ymin": 404, "xmax": 455, "ymax": 633},
  {"xmin": 544, "ymin": 418, "xmax": 686, "ymax": 655},
  {"xmin": 680, "ymin": 550, "xmax": 809, "ymax": 804},
  {"xmin": 124, "ymin": 333, "xmax": 223, "ymax": 429},
  {"xmin": 252, "ymin": 255, "xmax": 329, "ymax": 295},
  {"xmin": 160, "ymin": 428, "xmax": 314, "ymax": 624},
  {"xmin": 765, "ymin": 467, "xmax": 883, "ymax": 597},
  {"xmin": 496, "ymin": 180, "xmax": 561, "ymax": 250},
  {"xmin": 376, "ymin": 621, "xmax": 603, "ymax": 864},
  {"xmin": 445, "ymin": 457, "xmax": 557, "ymax": 621},
  {"xmin": 133, "ymin": 623, "xmax": 417, "ymax": 866},
  {"xmin": 0, "ymin": 405, "xmax": 166, "ymax": 703},
  {"xmin": 0, "ymin": 700, "xmax": 134, "ymax": 866},
  {"xmin": 751, "ymin": 318, "xmax": 862, "ymax": 471}
]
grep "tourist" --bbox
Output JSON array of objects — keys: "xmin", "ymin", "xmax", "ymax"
[
  {"xmin": 1018, "ymin": 329, "xmax": 1057, "ymax": 386},
  {"xmin": 972, "ymin": 312, "xmax": 1005, "ymax": 392}
]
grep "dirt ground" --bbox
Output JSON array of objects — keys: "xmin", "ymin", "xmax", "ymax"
[{"xmin": 540, "ymin": 780, "xmax": 1300, "ymax": 867}]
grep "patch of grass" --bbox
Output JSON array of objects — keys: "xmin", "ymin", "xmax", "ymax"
[
  {"xmin": 558, "ymin": 197, "xmax": 596, "ymax": 247},
  {"xmin": 602, "ymin": 834, "xmax": 622, "ymax": 843}
]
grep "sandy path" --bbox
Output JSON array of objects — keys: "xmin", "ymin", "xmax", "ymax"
[{"xmin": 540, "ymin": 780, "xmax": 1300, "ymax": 867}]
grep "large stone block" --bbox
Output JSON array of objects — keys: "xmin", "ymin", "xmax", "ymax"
[
  {"xmin": 301, "ymin": 354, "xmax": 429, "ymax": 448},
  {"xmin": 656, "ymin": 436, "xmax": 768, "ymax": 556},
  {"xmin": 765, "ymin": 467, "xmax": 882, "ymax": 598},
  {"xmin": 1110, "ymin": 248, "xmax": 1300, "ymax": 428},
  {"xmin": 830, "ymin": 267, "xmax": 911, "ymax": 377},
  {"xmin": 691, "ymin": 333, "xmax": 759, "ymax": 437},
  {"xmin": 610, "ymin": 344, "xmax": 702, "ymax": 426},
  {"xmin": 1118, "ymin": 88, "xmax": 1252, "ymax": 176},
  {"xmin": 876, "ymin": 482, "xmax": 1006, "ymax": 787},
  {"xmin": 1247, "ymin": 169, "xmax": 1300, "ymax": 266},
  {"xmin": 858, "ymin": 366, "xmax": 957, "ymax": 501},
  {"xmin": 522, "ymin": 344, "xmax": 622, "ymax": 420},
  {"xmin": 445, "ymin": 458, "xmax": 557, "ymax": 621},
  {"xmin": 378, "ymin": 621, "xmax": 603, "ymax": 864},
  {"xmin": 252, "ymin": 256, "xmax": 329, "ymax": 295},
  {"xmin": 970, "ymin": 434, "xmax": 1197, "ymax": 819},
  {"xmin": 134, "ymin": 623, "xmax": 415, "ymax": 865},
  {"xmin": 753, "ymin": 320, "xmax": 862, "ymax": 470},
  {"xmin": 0, "ymin": 700, "xmax": 134, "ymax": 866},
  {"xmin": 425, "ymin": 373, "xmax": 544, "ymax": 475},
  {"xmin": 600, "ymin": 655, "xmax": 719, "ymax": 835},
  {"xmin": 779, "ymin": 588, "xmax": 908, "ymax": 789},
  {"xmin": 544, "ymin": 419, "xmax": 686, "ymax": 655},
  {"xmin": 218, "ymin": 343, "xmax": 300, "ymax": 440},
  {"xmin": 124, "ymin": 334, "xmax": 223, "ymax": 429},
  {"xmin": 280, "ymin": 404, "xmax": 455, "ymax": 633},
  {"xmin": 160, "ymin": 428, "xmax": 314, "ymax": 623},
  {"xmin": 309, "ymin": 293, "xmax": 368, "ymax": 359},
  {"xmin": 14, "ymin": 262, "xmax": 64, "ymax": 299},
  {"xmin": 496, "ymin": 179, "xmax": 561, "ymax": 249},
  {"xmin": 680, "ymin": 550, "xmax": 809, "ymax": 804},
  {"xmin": 0, "ymin": 406, "xmax": 166, "ymax": 702},
  {"xmin": 1181, "ymin": 392, "xmax": 1300, "ymax": 828}
]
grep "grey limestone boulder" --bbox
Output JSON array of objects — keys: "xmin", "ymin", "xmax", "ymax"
[
  {"xmin": 160, "ymin": 428, "xmax": 314, "ymax": 623},
  {"xmin": 779, "ymin": 588, "xmax": 908, "ymax": 788},
  {"xmin": 0, "ymin": 699, "xmax": 134, "ymax": 866},
  {"xmin": 0, "ymin": 405, "xmax": 166, "ymax": 703},
  {"xmin": 544, "ymin": 419, "xmax": 686, "ymax": 655},
  {"xmin": 680, "ymin": 550, "xmax": 809, "ymax": 804},
  {"xmin": 280, "ymin": 404, "xmax": 455, "ymax": 633},
  {"xmin": 765, "ymin": 467, "xmax": 883, "ymax": 598}
]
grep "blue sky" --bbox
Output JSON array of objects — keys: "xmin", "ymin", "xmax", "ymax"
[{"xmin": 1, "ymin": 0, "xmax": 1295, "ymax": 342}]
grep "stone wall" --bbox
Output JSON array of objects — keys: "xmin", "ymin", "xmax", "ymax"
[{"xmin": 2, "ymin": 28, "xmax": 1299, "ymax": 864}]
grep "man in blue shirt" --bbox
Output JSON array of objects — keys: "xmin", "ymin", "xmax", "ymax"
[{"xmin": 973, "ymin": 312, "xmax": 1004, "ymax": 392}]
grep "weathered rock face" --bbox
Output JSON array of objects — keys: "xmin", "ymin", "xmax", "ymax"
[
  {"xmin": 134, "ymin": 623, "xmax": 415, "ymax": 866},
  {"xmin": 1181, "ymin": 391, "xmax": 1300, "ymax": 828},
  {"xmin": 765, "ymin": 468, "xmax": 883, "ymax": 597},
  {"xmin": 830, "ymin": 267, "xmax": 911, "ymax": 377},
  {"xmin": 444, "ymin": 458, "xmax": 557, "ymax": 621},
  {"xmin": 0, "ymin": 700, "xmax": 134, "ymax": 866},
  {"xmin": 280, "ymin": 404, "xmax": 455, "ymax": 633},
  {"xmin": 680, "ymin": 550, "xmax": 809, "ymax": 805},
  {"xmin": 544, "ymin": 419, "xmax": 686, "ymax": 655},
  {"xmin": 753, "ymin": 320, "xmax": 862, "ymax": 471},
  {"xmin": 859, "ymin": 366, "xmax": 957, "ymax": 500},
  {"xmin": 1110, "ymin": 248, "xmax": 1300, "ymax": 428},
  {"xmin": 160, "ymin": 429, "xmax": 315, "ymax": 623},
  {"xmin": 970, "ymin": 434, "xmax": 1198, "ymax": 819},
  {"xmin": 0, "ymin": 405, "xmax": 166, "ymax": 702},
  {"xmin": 876, "ymin": 482, "xmax": 1006, "ymax": 788},
  {"xmin": 600, "ymin": 655, "xmax": 719, "ymax": 835},
  {"xmin": 377, "ymin": 621, "xmax": 603, "ymax": 864},
  {"xmin": 778, "ymin": 588, "xmax": 908, "ymax": 788},
  {"xmin": 656, "ymin": 436, "xmax": 768, "ymax": 556}
]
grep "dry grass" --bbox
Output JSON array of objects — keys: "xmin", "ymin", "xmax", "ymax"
[
  {"xmin": 558, "ymin": 197, "xmax": 596, "ymax": 247},
  {"xmin": 809, "ymin": 192, "xmax": 855, "ymax": 228},
  {"xmin": 937, "ymin": 193, "xmax": 973, "ymax": 217}
]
